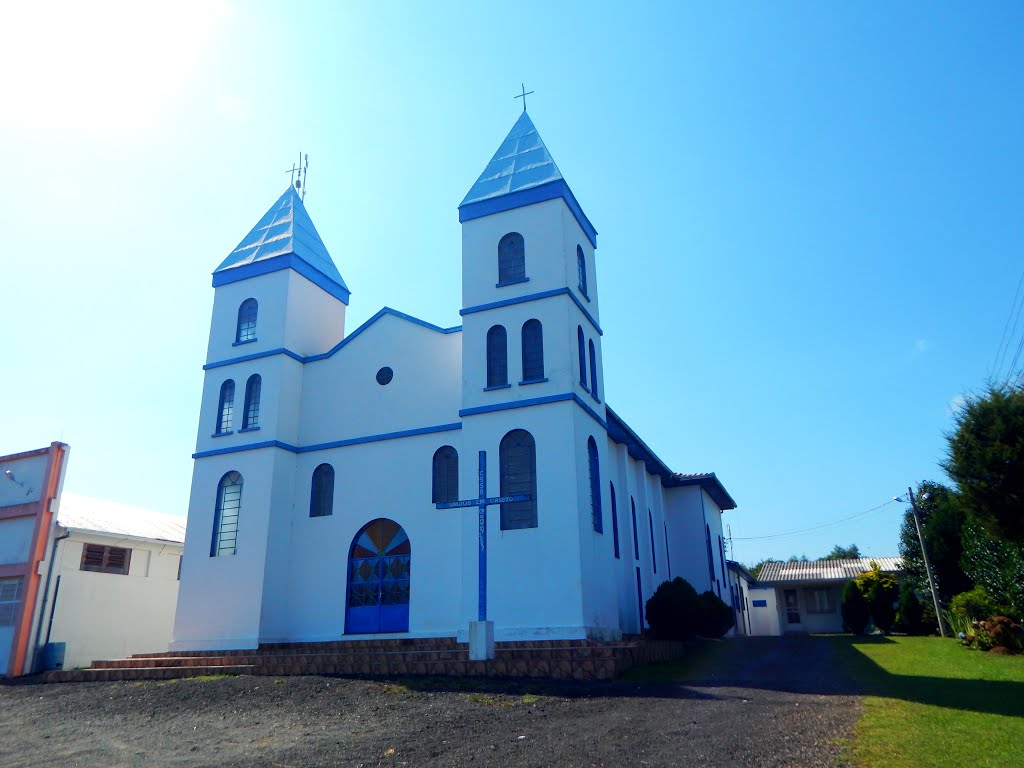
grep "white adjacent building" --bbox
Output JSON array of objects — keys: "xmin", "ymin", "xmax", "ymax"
[{"xmin": 172, "ymin": 111, "xmax": 738, "ymax": 652}]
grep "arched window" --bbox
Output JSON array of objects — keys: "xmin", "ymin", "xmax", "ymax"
[
  {"xmin": 242, "ymin": 374, "xmax": 261, "ymax": 429},
  {"xmin": 309, "ymin": 463, "xmax": 335, "ymax": 517},
  {"xmin": 211, "ymin": 471, "xmax": 242, "ymax": 556},
  {"xmin": 216, "ymin": 380, "xmax": 235, "ymax": 434},
  {"xmin": 577, "ymin": 245, "xmax": 588, "ymax": 298},
  {"xmin": 649, "ymin": 510, "xmax": 657, "ymax": 573},
  {"xmin": 630, "ymin": 497, "xmax": 640, "ymax": 560},
  {"xmin": 588, "ymin": 340, "xmax": 599, "ymax": 399},
  {"xmin": 587, "ymin": 437, "xmax": 602, "ymax": 533},
  {"xmin": 610, "ymin": 482, "xmax": 620, "ymax": 559},
  {"xmin": 486, "ymin": 325, "xmax": 508, "ymax": 388},
  {"xmin": 521, "ymin": 319, "xmax": 544, "ymax": 382},
  {"xmin": 432, "ymin": 446, "xmax": 459, "ymax": 504},
  {"xmin": 500, "ymin": 429, "xmax": 537, "ymax": 529},
  {"xmin": 498, "ymin": 232, "xmax": 526, "ymax": 284},
  {"xmin": 236, "ymin": 299, "xmax": 258, "ymax": 343},
  {"xmin": 577, "ymin": 326, "xmax": 587, "ymax": 388}
]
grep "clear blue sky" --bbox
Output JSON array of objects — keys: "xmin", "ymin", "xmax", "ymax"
[{"xmin": 2, "ymin": 2, "xmax": 1022, "ymax": 566}]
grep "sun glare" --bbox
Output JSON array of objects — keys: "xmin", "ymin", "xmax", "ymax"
[{"xmin": 0, "ymin": 0, "xmax": 229, "ymax": 140}]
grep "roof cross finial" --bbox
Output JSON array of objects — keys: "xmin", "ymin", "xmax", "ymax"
[
  {"xmin": 514, "ymin": 83, "xmax": 534, "ymax": 113},
  {"xmin": 285, "ymin": 152, "xmax": 310, "ymax": 202}
]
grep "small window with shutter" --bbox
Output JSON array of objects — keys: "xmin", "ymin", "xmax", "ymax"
[{"xmin": 80, "ymin": 544, "xmax": 132, "ymax": 575}]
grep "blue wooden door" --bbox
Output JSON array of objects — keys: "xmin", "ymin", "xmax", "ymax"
[{"xmin": 346, "ymin": 519, "xmax": 411, "ymax": 634}]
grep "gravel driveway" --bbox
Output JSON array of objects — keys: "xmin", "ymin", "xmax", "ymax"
[{"xmin": 0, "ymin": 636, "xmax": 860, "ymax": 768}]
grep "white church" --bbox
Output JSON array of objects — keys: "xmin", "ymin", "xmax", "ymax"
[{"xmin": 171, "ymin": 111, "xmax": 738, "ymax": 655}]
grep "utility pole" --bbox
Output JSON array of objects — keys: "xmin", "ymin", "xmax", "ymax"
[{"xmin": 907, "ymin": 486, "xmax": 947, "ymax": 638}]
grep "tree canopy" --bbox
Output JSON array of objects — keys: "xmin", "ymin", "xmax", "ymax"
[
  {"xmin": 897, "ymin": 480, "xmax": 972, "ymax": 603},
  {"xmin": 944, "ymin": 385, "xmax": 1024, "ymax": 545},
  {"xmin": 820, "ymin": 544, "xmax": 861, "ymax": 560}
]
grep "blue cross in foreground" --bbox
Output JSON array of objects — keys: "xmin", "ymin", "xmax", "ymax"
[{"xmin": 435, "ymin": 451, "xmax": 529, "ymax": 623}]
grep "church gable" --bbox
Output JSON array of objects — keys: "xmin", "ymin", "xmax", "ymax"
[{"xmin": 298, "ymin": 309, "xmax": 463, "ymax": 446}]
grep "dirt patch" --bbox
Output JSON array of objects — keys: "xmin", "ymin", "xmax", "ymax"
[{"xmin": 1, "ymin": 639, "xmax": 859, "ymax": 767}]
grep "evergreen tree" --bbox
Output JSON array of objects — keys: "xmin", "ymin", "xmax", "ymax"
[{"xmin": 897, "ymin": 481, "xmax": 972, "ymax": 603}]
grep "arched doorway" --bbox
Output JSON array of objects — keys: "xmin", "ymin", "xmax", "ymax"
[{"xmin": 345, "ymin": 518, "xmax": 411, "ymax": 634}]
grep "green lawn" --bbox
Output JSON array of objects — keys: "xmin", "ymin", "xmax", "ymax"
[{"xmin": 834, "ymin": 635, "xmax": 1024, "ymax": 768}]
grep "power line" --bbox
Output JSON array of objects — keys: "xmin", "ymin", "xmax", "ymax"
[
  {"xmin": 733, "ymin": 499, "xmax": 897, "ymax": 542},
  {"xmin": 993, "ymin": 267, "xmax": 1024, "ymax": 383}
]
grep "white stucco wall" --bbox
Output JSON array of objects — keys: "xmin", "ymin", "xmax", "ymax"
[
  {"xmin": 42, "ymin": 532, "xmax": 182, "ymax": 669},
  {"xmin": 747, "ymin": 585, "xmax": 781, "ymax": 636}
]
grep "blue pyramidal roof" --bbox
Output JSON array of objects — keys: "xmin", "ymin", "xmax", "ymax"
[
  {"xmin": 459, "ymin": 112, "xmax": 597, "ymax": 247},
  {"xmin": 460, "ymin": 111, "xmax": 564, "ymax": 206},
  {"xmin": 213, "ymin": 186, "xmax": 350, "ymax": 303}
]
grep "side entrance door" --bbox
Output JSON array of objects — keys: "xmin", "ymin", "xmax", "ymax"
[
  {"xmin": 345, "ymin": 519, "xmax": 411, "ymax": 634},
  {"xmin": 783, "ymin": 589, "xmax": 801, "ymax": 626}
]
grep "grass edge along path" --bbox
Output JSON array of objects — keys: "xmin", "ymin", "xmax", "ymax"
[{"xmin": 832, "ymin": 635, "xmax": 1024, "ymax": 768}]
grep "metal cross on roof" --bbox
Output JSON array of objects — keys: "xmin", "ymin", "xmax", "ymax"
[
  {"xmin": 285, "ymin": 152, "xmax": 309, "ymax": 201},
  {"xmin": 514, "ymin": 83, "xmax": 534, "ymax": 112}
]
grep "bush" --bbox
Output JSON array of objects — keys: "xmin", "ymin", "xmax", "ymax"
[
  {"xmin": 694, "ymin": 590, "xmax": 735, "ymax": 638},
  {"xmin": 950, "ymin": 586, "xmax": 1000, "ymax": 622},
  {"xmin": 842, "ymin": 580, "xmax": 871, "ymax": 634},
  {"xmin": 645, "ymin": 578, "xmax": 734, "ymax": 640},
  {"xmin": 896, "ymin": 582, "xmax": 927, "ymax": 635},
  {"xmin": 645, "ymin": 577, "xmax": 699, "ymax": 640},
  {"xmin": 856, "ymin": 562, "xmax": 899, "ymax": 633},
  {"xmin": 963, "ymin": 616, "xmax": 1024, "ymax": 654}
]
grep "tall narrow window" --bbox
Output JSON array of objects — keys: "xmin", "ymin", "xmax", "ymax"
[
  {"xmin": 649, "ymin": 510, "xmax": 657, "ymax": 573},
  {"xmin": 432, "ymin": 446, "xmax": 459, "ymax": 504},
  {"xmin": 236, "ymin": 298, "xmax": 258, "ymax": 343},
  {"xmin": 587, "ymin": 437, "xmax": 602, "ymax": 533},
  {"xmin": 588, "ymin": 340, "xmax": 599, "ymax": 399},
  {"xmin": 610, "ymin": 482, "xmax": 620, "ymax": 558},
  {"xmin": 705, "ymin": 524, "xmax": 715, "ymax": 586},
  {"xmin": 216, "ymin": 380, "xmax": 235, "ymax": 434},
  {"xmin": 211, "ymin": 471, "xmax": 242, "ymax": 556},
  {"xmin": 310, "ymin": 463, "xmax": 335, "ymax": 517},
  {"xmin": 665, "ymin": 522, "xmax": 672, "ymax": 578},
  {"xmin": 486, "ymin": 325, "xmax": 508, "ymax": 388},
  {"xmin": 497, "ymin": 232, "xmax": 526, "ymax": 284},
  {"xmin": 242, "ymin": 374, "xmax": 261, "ymax": 429},
  {"xmin": 500, "ymin": 429, "xmax": 537, "ymax": 530},
  {"xmin": 577, "ymin": 326, "xmax": 587, "ymax": 388},
  {"xmin": 630, "ymin": 498, "xmax": 640, "ymax": 560},
  {"xmin": 577, "ymin": 245, "xmax": 588, "ymax": 299},
  {"xmin": 521, "ymin": 319, "xmax": 544, "ymax": 382},
  {"xmin": 719, "ymin": 535, "xmax": 728, "ymax": 585}
]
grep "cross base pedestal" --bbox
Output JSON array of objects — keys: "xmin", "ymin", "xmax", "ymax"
[{"xmin": 468, "ymin": 620, "xmax": 495, "ymax": 661}]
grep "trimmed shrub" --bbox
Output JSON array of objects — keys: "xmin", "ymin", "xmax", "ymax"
[
  {"xmin": 842, "ymin": 580, "xmax": 870, "ymax": 634},
  {"xmin": 950, "ymin": 586, "xmax": 1000, "ymax": 622},
  {"xmin": 645, "ymin": 577, "xmax": 699, "ymax": 640},
  {"xmin": 695, "ymin": 590, "xmax": 735, "ymax": 638},
  {"xmin": 856, "ymin": 561, "xmax": 899, "ymax": 633},
  {"xmin": 645, "ymin": 578, "xmax": 734, "ymax": 640},
  {"xmin": 896, "ymin": 582, "xmax": 927, "ymax": 635}
]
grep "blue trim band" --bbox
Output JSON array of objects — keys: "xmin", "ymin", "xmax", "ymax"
[
  {"xmin": 483, "ymin": 384, "xmax": 511, "ymax": 391},
  {"xmin": 192, "ymin": 422, "xmax": 463, "ymax": 459},
  {"xmin": 460, "ymin": 288, "xmax": 602, "ymax": 336},
  {"xmin": 458, "ymin": 392, "xmax": 608, "ymax": 431},
  {"xmin": 212, "ymin": 430, "xmax": 233, "ymax": 438},
  {"xmin": 518, "ymin": 378, "xmax": 549, "ymax": 386},
  {"xmin": 458, "ymin": 179, "xmax": 598, "ymax": 249},
  {"xmin": 212, "ymin": 253, "xmax": 351, "ymax": 305},
  {"xmin": 238, "ymin": 426, "xmax": 261, "ymax": 433},
  {"xmin": 203, "ymin": 307, "xmax": 462, "ymax": 370}
]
